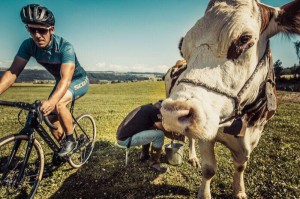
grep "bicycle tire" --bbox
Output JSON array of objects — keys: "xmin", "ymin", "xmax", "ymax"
[
  {"xmin": 68, "ymin": 114, "xmax": 96, "ymax": 168},
  {"xmin": 0, "ymin": 134, "xmax": 44, "ymax": 199}
]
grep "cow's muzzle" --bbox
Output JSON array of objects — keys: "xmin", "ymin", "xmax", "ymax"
[{"xmin": 161, "ymin": 99, "xmax": 200, "ymax": 136}]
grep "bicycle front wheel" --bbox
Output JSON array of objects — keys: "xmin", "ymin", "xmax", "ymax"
[
  {"xmin": 68, "ymin": 114, "xmax": 96, "ymax": 168},
  {"xmin": 0, "ymin": 134, "xmax": 44, "ymax": 199}
]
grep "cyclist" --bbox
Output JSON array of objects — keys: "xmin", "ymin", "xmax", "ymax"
[{"xmin": 0, "ymin": 4, "xmax": 89, "ymax": 157}]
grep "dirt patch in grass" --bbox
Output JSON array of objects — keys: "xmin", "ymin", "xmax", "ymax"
[{"xmin": 277, "ymin": 91, "xmax": 300, "ymax": 103}]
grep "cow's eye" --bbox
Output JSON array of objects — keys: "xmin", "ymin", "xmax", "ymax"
[
  {"xmin": 227, "ymin": 34, "xmax": 254, "ymax": 60},
  {"xmin": 240, "ymin": 34, "xmax": 252, "ymax": 45}
]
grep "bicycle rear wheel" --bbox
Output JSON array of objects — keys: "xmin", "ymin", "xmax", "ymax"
[
  {"xmin": 0, "ymin": 134, "xmax": 44, "ymax": 199},
  {"xmin": 68, "ymin": 114, "xmax": 96, "ymax": 168}
]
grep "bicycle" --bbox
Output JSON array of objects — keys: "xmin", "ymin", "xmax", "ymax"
[{"xmin": 0, "ymin": 100, "xmax": 96, "ymax": 199}]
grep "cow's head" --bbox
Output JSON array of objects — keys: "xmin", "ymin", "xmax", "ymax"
[{"xmin": 161, "ymin": 0, "xmax": 300, "ymax": 140}]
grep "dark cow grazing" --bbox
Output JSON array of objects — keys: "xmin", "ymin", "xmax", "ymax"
[{"xmin": 161, "ymin": 0, "xmax": 300, "ymax": 198}]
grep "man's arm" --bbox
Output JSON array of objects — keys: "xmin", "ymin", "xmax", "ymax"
[
  {"xmin": 0, "ymin": 56, "xmax": 28, "ymax": 95},
  {"xmin": 154, "ymin": 121, "xmax": 165, "ymax": 131},
  {"xmin": 154, "ymin": 121, "xmax": 186, "ymax": 142},
  {"xmin": 40, "ymin": 63, "xmax": 75, "ymax": 115}
]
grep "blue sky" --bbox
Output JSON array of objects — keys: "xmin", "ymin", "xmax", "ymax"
[{"xmin": 0, "ymin": 0, "xmax": 299, "ymax": 73}]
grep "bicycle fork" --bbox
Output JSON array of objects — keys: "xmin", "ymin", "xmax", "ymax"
[
  {"xmin": 16, "ymin": 133, "xmax": 35, "ymax": 185},
  {"xmin": 1, "ymin": 131, "xmax": 35, "ymax": 187},
  {"xmin": 1, "ymin": 139, "xmax": 22, "ymax": 182}
]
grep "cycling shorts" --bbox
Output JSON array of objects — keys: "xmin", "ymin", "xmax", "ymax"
[{"xmin": 50, "ymin": 76, "xmax": 89, "ymax": 101}]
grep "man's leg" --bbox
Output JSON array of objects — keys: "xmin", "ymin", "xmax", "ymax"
[
  {"xmin": 47, "ymin": 115, "xmax": 66, "ymax": 166},
  {"xmin": 140, "ymin": 143, "xmax": 150, "ymax": 162},
  {"xmin": 149, "ymin": 146, "xmax": 167, "ymax": 173},
  {"xmin": 119, "ymin": 129, "xmax": 164, "ymax": 148},
  {"xmin": 119, "ymin": 130, "xmax": 167, "ymax": 173},
  {"xmin": 48, "ymin": 115, "xmax": 64, "ymax": 142},
  {"xmin": 56, "ymin": 90, "xmax": 73, "ymax": 135},
  {"xmin": 142, "ymin": 130, "xmax": 167, "ymax": 173},
  {"xmin": 56, "ymin": 90, "xmax": 76, "ymax": 157}
]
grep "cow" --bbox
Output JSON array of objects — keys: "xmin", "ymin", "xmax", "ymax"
[{"xmin": 160, "ymin": 0, "xmax": 300, "ymax": 198}]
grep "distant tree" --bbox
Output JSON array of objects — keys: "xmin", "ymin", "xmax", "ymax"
[
  {"xmin": 292, "ymin": 64, "xmax": 300, "ymax": 79},
  {"xmin": 273, "ymin": 59, "xmax": 283, "ymax": 78},
  {"xmin": 282, "ymin": 68, "xmax": 292, "ymax": 75},
  {"xmin": 292, "ymin": 64, "xmax": 297, "ymax": 78},
  {"xmin": 294, "ymin": 41, "xmax": 300, "ymax": 66},
  {"xmin": 293, "ymin": 41, "xmax": 300, "ymax": 79},
  {"xmin": 297, "ymin": 65, "xmax": 300, "ymax": 74}
]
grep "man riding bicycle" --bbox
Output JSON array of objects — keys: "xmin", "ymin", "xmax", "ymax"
[{"xmin": 0, "ymin": 4, "xmax": 89, "ymax": 157}]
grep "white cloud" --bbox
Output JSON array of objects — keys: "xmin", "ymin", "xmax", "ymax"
[
  {"xmin": 91, "ymin": 62, "xmax": 169, "ymax": 73},
  {"xmin": 0, "ymin": 60, "xmax": 170, "ymax": 73}
]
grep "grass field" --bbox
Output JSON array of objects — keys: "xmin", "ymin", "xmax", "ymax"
[{"xmin": 0, "ymin": 82, "xmax": 299, "ymax": 199}]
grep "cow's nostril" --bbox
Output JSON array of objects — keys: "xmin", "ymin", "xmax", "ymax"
[{"xmin": 178, "ymin": 109, "xmax": 193, "ymax": 122}]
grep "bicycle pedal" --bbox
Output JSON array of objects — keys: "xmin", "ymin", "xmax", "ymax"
[{"xmin": 79, "ymin": 134, "xmax": 85, "ymax": 140}]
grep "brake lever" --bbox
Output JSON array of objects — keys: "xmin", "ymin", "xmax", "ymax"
[
  {"xmin": 44, "ymin": 116, "xmax": 58, "ymax": 130},
  {"xmin": 36, "ymin": 100, "xmax": 58, "ymax": 130}
]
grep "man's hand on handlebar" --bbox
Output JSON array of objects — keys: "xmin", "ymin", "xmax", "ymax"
[{"xmin": 40, "ymin": 100, "xmax": 56, "ymax": 116}]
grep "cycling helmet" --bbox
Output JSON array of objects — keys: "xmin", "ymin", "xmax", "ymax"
[{"xmin": 20, "ymin": 4, "xmax": 55, "ymax": 26}]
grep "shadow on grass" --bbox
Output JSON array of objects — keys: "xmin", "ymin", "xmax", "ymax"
[{"xmin": 49, "ymin": 141, "xmax": 190, "ymax": 198}]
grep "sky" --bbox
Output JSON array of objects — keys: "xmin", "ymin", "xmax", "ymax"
[{"xmin": 0, "ymin": 0, "xmax": 299, "ymax": 73}]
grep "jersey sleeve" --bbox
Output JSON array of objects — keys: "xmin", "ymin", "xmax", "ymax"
[
  {"xmin": 16, "ymin": 39, "xmax": 33, "ymax": 60},
  {"xmin": 61, "ymin": 42, "xmax": 76, "ymax": 64}
]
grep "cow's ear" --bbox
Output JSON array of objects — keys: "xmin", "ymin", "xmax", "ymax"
[
  {"xmin": 180, "ymin": 36, "xmax": 190, "ymax": 62},
  {"xmin": 257, "ymin": 3, "xmax": 275, "ymax": 33},
  {"xmin": 178, "ymin": 37, "xmax": 184, "ymax": 57},
  {"xmin": 276, "ymin": 0, "xmax": 300, "ymax": 34}
]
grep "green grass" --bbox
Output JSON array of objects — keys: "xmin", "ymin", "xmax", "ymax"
[{"xmin": 0, "ymin": 82, "xmax": 299, "ymax": 198}]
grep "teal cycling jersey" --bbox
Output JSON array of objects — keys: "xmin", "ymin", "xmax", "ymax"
[{"xmin": 17, "ymin": 34, "xmax": 87, "ymax": 80}]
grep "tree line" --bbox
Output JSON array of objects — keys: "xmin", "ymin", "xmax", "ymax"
[
  {"xmin": 274, "ymin": 41, "xmax": 300, "ymax": 80},
  {"xmin": 273, "ymin": 41, "xmax": 300, "ymax": 91}
]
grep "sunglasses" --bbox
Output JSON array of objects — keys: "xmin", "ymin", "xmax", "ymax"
[{"xmin": 26, "ymin": 26, "xmax": 52, "ymax": 35}]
